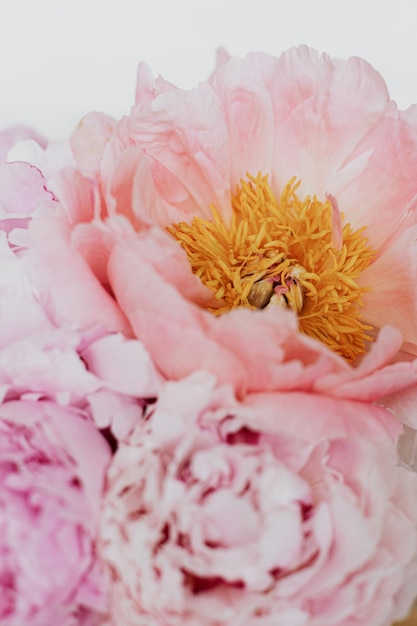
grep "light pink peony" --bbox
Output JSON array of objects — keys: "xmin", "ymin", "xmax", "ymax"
[
  {"xmin": 100, "ymin": 372, "xmax": 417, "ymax": 626},
  {"xmin": 23, "ymin": 47, "xmax": 417, "ymax": 404},
  {"xmin": 0, "ymin": 398, "xmax": 111, "ymax": 625},
  {"xmin": 21, "ymin": 185, "xmax": 417, "ymax": 402}
]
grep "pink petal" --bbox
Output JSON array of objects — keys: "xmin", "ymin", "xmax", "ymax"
[
  {"xmin": 81, "ymin": 333, "xmax": 162, "ymax": 397},
  {"xmin": 71, "ymin": 112, "xmax": 117, "ymax": 175},
  {"xmin": 135, "ymin": 62, "xmax": 156, "ymax": 105},
  {"xmin": 124, "ymin": 82, "xmax": 231, "ymax": 226},
  {"xmin": 262, "ymin": 47, "xmax": 389, "ymax": 198},
  {"xmin": 360, "ymin": 226, "xmax": 417, "ymax": 349},
  {"xmin": 337, "ymin": 104, "xmax": 417, "ymax": 249},
  {"xmin": 0, "ymin": 162, "xmax": 53, "ymax": 216},
  {"xmin": 108, "ymin": 242, "xmax": 248, "ymax": 392},
  {"xmin": 210, "ymin": 56, "xmax": 275, "ymax": 186},
  {"xmin": 28, "ymin": 210, "xmax": 131, "ymax": 335},
  {"xmin": 0, "ymin": 125, "xmax": 46, "ymax": 162}
]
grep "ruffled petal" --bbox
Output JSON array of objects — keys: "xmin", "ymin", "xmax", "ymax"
[
  {"xmin": 28, "ymin": 210, "xmax": 131, "ymax": 335},
  {"xmin": 360, "ymin": 225, "xmax": 417, "ymax": 348},
  {"xmin": 210, "ymin": 57, "xmax": 275, "ymax": 186},
  {"xmin": 124, "ymin": 82, "xmax": 231, "ymax": 225},
  {"xmin": 262, "ymin": 47, "xmax": 389, "ymax": 198},
  {"xmin": 71, "ymin": 112, "xmax": 117, "ymax": 175}
]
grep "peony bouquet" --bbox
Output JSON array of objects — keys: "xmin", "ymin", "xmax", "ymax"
[{"xmin": 2, "ymin": 46, "xmax": 417, "ymax": 626}]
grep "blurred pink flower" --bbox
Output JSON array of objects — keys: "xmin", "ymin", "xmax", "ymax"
[
  {"xmin": 100, "ymin": 372, "xmax": 417, "ymax": 626},
  {"xmin": 0, "ymin": 398, "xmax": 110, "ymax": 625}
]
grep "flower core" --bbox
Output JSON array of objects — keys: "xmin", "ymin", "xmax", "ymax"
[{"xmin": 168, "ymin": 174, "xmax": 375, "ymax": 360}]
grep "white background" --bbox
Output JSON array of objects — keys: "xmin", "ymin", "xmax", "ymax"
[{"xmin": 1, "ymin": 0, "xmax": 417, "ymax": 139}]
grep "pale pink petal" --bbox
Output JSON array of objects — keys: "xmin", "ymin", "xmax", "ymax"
[
  {"xmin": 0, "ymin": 161, "xmax": 53, "ymax": 216},
  {"xmin": 210, "ymin": 57, "xmax": 274, "ymax": 186},
  {"xmin": 28, "ymin": 210, "xmax": 131, "ymax": 335},
  {"xmin": 71, "ymin": 112, "xmax": 117, "ymax": 174},
  {"xmin": 336, "ymin": 104, "xmax": 417, "ymax": 249},
  {"xmin": 135, "ymin": 62, "xmax": 156, "ymax": 105},
  {"xmin": 314, "ymin": 326, "xmax": 417, "ymax": 400},
  {"xmin": 125, "ymin": 82, "xmax": 231, "ymax": 226},
  {"xmin": 7, "ymin": 138, "xmax": 74, "ymax": 180},
  {"xmin": 360, "ymin": 225, "xmax": 417, "ymax": 348},
  {"xmin": 50, "ymin": 167, "xmax": 98, "ymax": 225},
  {"xmin": 381, "ymin": 386, "xmax": 417, "ymax": 430},
  {"xmin": 108, "ymin": 241, "xmax": 248, "ymax": 392},
  {"xmin": 262, "ymin": 47, "xmax": 389, "ymax": 198},
  {"xmin": 106, "ymin": 145, "xmax": 162, "ymax": 228},
  {"xmin": 243, "ymin": 390, "xmax": 401, "ymax": 443},
  {"xmin": 213, "ymin": 47, "xmax": 231, "ymax": 72},
  {"xmin": 71, "ymin": 220, "xmax": 117, "ymax": 288},
  {"xmin": 87, "ymin": 388, "xmax": 144, "ymax": 440},
  {"xmin": 0, "ymin": 125, "xmax": 46, "ymax": 162},
  {"xmin": 81, "ymin": 333, "xmax": 162, "ymax": 397}
]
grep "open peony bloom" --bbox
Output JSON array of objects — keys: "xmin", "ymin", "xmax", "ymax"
[
  {"xmin": 100, "ymin": 372, "xmax": 417, "ymax": 626},
  {"xmin": 14, "ymin": 187, "xmax": 417, "ymax": 401},
  {"xmin": 20, "ymin": 45, "xmax": 417, "ymax": 394},
  {"xmin": 0, "ymin": 399, "xmax": 111, "ymax": 625},
  {"xmin": 1, "ymin": 47, "xmax": 417, "ymax": 626}
]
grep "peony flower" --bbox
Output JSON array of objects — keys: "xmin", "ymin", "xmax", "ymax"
[
  {"xmin": 9, "ymin": 181, "xmax": 417, "ymax": 403},
  {"xmin": 22, "ymin": 46, "xmax": 417, "ymax": 397},
  {"xmin": 15, "ymin": 192, "xmax": 417, "ymax": 405},
  {"xmin": 0, "ymin": 398, "xmax": 111, "ymax": 625},
  {"xmin": 99, "ymin": 372, "xmax": 417, "ymax": 626}
]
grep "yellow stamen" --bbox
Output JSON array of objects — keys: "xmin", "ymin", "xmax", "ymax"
[{"xmin": 167, "ymin": 173, "xmax": 376, "ymax": 361}]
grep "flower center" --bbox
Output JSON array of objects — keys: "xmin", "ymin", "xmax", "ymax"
[{"xmin": 168, "ymin": 173, "xmax": 376, "ymax": 361}]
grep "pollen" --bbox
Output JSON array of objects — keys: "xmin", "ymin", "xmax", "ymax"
[{"xmin": 168, "ymin": 173, "xmax": 376, "ymax": 361}]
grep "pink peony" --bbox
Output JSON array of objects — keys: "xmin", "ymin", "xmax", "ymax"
[
  {"xmin": 20, "ymin": 181, "xmax": 417, "ymax": 403},
  {"xmin": 100, "ymin": 372, "xmax": 417, "ymax": 626},
  {"xmin": 15, "ymin": 201, "xmax": 417, "ymax": 404},
  {"xmin": 23, "ymin": 46, "xmax": 417, "ymax": 397},
  {"xmin": 0, "ymin": 398, "xmax": 111, "ymax": 625}
]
